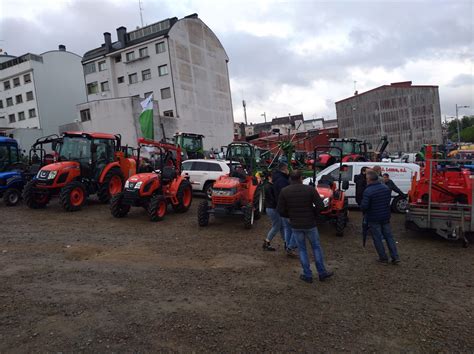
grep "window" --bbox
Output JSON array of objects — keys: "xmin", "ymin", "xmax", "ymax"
[
  {"xmin": 128, "ymin": 73, "xmax": 138, "ymax": 84},
  {"xmin": 163, "ymin": 110, "xmax": 174, "ymax": 117},
  {"xmin": 328, "ymin": 166, "xmax": 353, "ymax": 182},
  {"xmin": 80, "ymin": 109, "xmax": 91, "ymax": 122},
  {"xmin": 182, "ymin": 161, "xmax": 192, "ymax": 171},
  {"xmin": 0, "ymin": 116, "xmax": 4, "ymax": 120},
  {"xmin": 139, "ymin": 47, "xmax": 148, "ymax": 57},
  {"xmin": 4, "ymin": 81, "xmax": 11, "ymax": 90},
  {"xmin": 87, "ymin": 82, "xmax": 98, "ymax": 94},
  {"xmin": 6, "ymin": 97, "xmax": 13, "ymax": 107},
  {"xmin": 144, "ymin": 91, "xmax": 153, "ymax": 99},
  {"xmin": 0, "ymin": 100, "xmax": 3, "ymax": 109},
  {"xmin": 158, "ymin": 64, "xmax": 168, "ymax": 76},
  {"xmin": 115, "ymin": 56, "xmax": 121, "ymax": 63},
  {"xmin": 24, "ymin": 73, "xmax": 31, "ymax": 83},
  {"xmin": 28, "ymin": 108, "xmax": 36, "ymax": 118},
  {"xmin": 192, "ymin": 162, "xmax": 209, "ymax": 171},
  {"xmin": 98, "ymin": 61, "xmax": 107, "ymax": 71},
  {"xmin": 26, "ymin": 91, "xmax": 34, "ymax": 101},
  {"xmin": 160, "ymin": 87, "xmax": 171, "ymax": 99},
  {"xmin": 142, "ymin": 69, "xmax": 151, "ymax": 81},
  {"xmin": 100, "ymin": 81, "xmax": 110, "ymax": 91},
  {"xmin": 13, "ymin": 77, "xmax": 20, "ymax": 87},
  {"xmin": 117, "ymin": 76, "xmax": 124, "ymax": 84},
  {"xmin": 8, "ymin": 114, "xmax": 15, "ymax": 123},
  {"xmin": 208, "ymin": 163, "xmax": 223, "ymax": 172},
  {"xmin": 126, "ymin": 51, "xmax": 135, "ymax": 61},
  {"xmin": 84, "ymin": 62, "xmax": 96, "ymax": 75},
  {"xmin": 15, "ymin": 94, "xmax": 23, "ymax": 104},
  {"xmin": 156, "ymin": 41, "xmax": 166, "ymax": 54},
  {"xmin": 18, "ymin": 111, "xmax": 25, "ymax": 121}
]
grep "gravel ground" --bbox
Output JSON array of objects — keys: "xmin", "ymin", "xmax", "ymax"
[{"xmin": 0, "ymin": 195, "xmax": 473, "ymax": 352}]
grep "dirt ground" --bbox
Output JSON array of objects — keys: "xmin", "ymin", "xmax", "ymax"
[{"xmin": 0, "ymin": 195, "xmax": 473, "ymax": 352}]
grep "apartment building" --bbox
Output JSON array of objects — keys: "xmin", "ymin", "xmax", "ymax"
[
  {"xmin": 80, "ymin": 14, "xmax": 234, "ymax": 149},
  {"xmin": 0, "ymin": 46, "xmax": 86, "ymax": 138}
]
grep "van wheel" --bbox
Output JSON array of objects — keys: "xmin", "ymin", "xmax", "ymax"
[{"xmin": 391, "ymin": 195, "xmax": 408, "ymax": 213}]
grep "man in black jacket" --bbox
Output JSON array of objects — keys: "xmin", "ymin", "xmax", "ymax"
[
  {"xmin": 262, "ymin": 173, "xmax": 281, "ymax": 251},
  {"xmin": 382, "ymin": 173, "xmax": 405, "ymax": 196},
  {"xmin": 277, "ymin": 170, "xmax": 334, "ymax": 283},
  {"xmin": 355, "ymin": 166, "xmax": 368, "ymax": 205}
]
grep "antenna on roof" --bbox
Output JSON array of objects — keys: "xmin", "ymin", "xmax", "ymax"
[
  {"xmin": 138, "ymin": 0, "xmax": 144, "ymax": 27},
  {"xmin": 354, "ymin": 80, "xmax": 358, "ymax": 95}
]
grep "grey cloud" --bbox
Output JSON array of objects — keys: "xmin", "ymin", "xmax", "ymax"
[{"xmin": 448, "ymin": 74, "xmax": 474, "ymax": 88}]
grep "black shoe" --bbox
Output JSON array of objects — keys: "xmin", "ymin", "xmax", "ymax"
[
  {"xmin": 377, "ymin": 258, "xmax": 389, "ymax": 264},
  {"xmin": 262, "ymin": 241, "xmax": 276, "ymax": 251},
  {"xmin": 391, "ymin": 259, "xmax": 400, "ymax": 265},
  {"xmin": 299, "ymin": 274, "xmax": 313, "ymax": 283},
  {"xmin": 319, "ymin": 271, "xmax": 334, "ymax": 282},
  {"xmin": 286, "ymin": 249, "xmax": 298, "ymax": 258}
]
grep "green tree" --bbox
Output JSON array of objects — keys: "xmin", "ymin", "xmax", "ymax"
[
  {"xmin": 460, "ymin": 125, "xmax": 474, "ymax": 142},
  {"xmin": 447, "ymin": 115, "xmax": 474, "ymax": 141}
]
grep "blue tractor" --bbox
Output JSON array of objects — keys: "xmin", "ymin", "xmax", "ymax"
[{"xmin": 0, "ymin": 136, "xmax": 25, "ymax": 206}]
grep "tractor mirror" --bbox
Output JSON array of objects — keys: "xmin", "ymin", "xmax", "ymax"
[{"xmin": 342, "ymin": 180, "xmax": 349, "ymax": 190}]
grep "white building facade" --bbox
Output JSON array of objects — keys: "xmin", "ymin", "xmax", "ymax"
[
  {"xmin": 80, "ymin": 14, "xmax": 234, "ymax": 150},
  {"xmin": 0, "ymin": 47, "xmax": 86, "ymax": 137}
]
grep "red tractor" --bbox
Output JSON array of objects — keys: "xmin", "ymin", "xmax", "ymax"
[
  {"xmin": 23, "ymin": 132, "xmax": 136, "ymax": 211},
  {"xmin": 310, "ymin": 146, "xmax": 350, "ymax": 236},
  {"xmin": 316, "ymin": 138, "xmax": 368, "ymax": 168},
  {"xmin": 197, "ymin": 142, "xmax": 263, "ymax": 229},
  {"xmin": 110, "ymin": 138, "xmax": 192, "ymax": 221}
]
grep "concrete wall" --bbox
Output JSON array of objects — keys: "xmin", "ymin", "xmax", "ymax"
[
  {"xmin": 336, "ymin": 86, "xmax": 442, "ymax": 152},
  {"xmin": 71, "ymin": 97, "xmax": 179, "ymax": 148},
  {"xmin": 7, "ymin": 127, "xmax": 44, "ymax": 152},
  {"xmin": 168, "ymin": 18, "xmax": 234, "ymax": 150}
]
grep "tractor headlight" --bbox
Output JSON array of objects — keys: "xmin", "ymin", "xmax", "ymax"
[
  {"xmin": 47, "ymin": 171, "xmax": 57, "ymax": 179},
  {"xmin": 134, "ymin": 181, "xmax": 143, "ymax": 189},
  {"xmin": 323, "ymin": 197, "xmax": 330, "ymax": 208},
  {"xmin": 213, "ymin": 188, "xmax": 237, "ymax": 196},
  {"xmin": 124, "ymin": 180, "xmax": 130, "ymax": 188}
]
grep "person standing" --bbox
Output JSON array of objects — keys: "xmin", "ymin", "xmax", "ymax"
[
  {"xmin": 262, "ymin": 173, "xmax": 280, "ymax": 251},
  {"xmin": 354, "ymin": 166, "xmax": 369, "ymax": 205},
  {"xmin": 360, "ymin": 170, "xmax": 400, "ymax": 264},
  {"xmin": 272, "ymin": 162, "xmax": 297, "ymax": 257},
  {"xmin": 382, "ymin": 173, "xmax": 405, "ymax": 197},
  {"xmin": 277, "ymin": 170, "xmax": 334, "ymax": 283}
]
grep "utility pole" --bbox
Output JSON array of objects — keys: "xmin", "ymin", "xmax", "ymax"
[
  {"xmin": 138, "ymin": 0, "xmax": 144, "ymax": 27},
  {"xmin": 242, "ymin": 100, "xmax": 248, "ymax": 125},
  {"xmin": 456, "ymin": 104, "xmax": 470, "ymax": 143},
  {"xmin": 261, "ymin": 112, "xmax": 266, "ymax": 123}
]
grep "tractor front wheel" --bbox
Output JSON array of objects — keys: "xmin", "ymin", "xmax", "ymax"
[
  {"xmin": 23, "ymin": 180, "xmax": 50, "ymax": 209},
  {"xmin": 110, "ymin": 192, "xmax": 130, "ymax": 218},
  {"xmin": 172, "ymin": 180, "xmax": 193, "ymax": 213},
  {"xmin": 60, "ymin": 181, "xmax": 86, "ymax": 212},
  {"xmin": 197, "ymin": 200, "xmax": 210, "ymax": 226},
  {"xmin": 253, "ymin": 188, "xmax": 263, "ymax": 220},
  {"xmin": 335, "ymin": 209, "xmax": 348, "ymax": 237},
  {"xmin": 4, "ymin": 188, "xmax": 21, "ymax": 206},
  {"xmin": 98, "ymin": 168, "xmax": 124, "ymax": 203},
  {"xmin": 148, "ymin": 194, "xmax": 167, "ymax": 222},
  {"xmin": 243, "ymin": 203, "xmax": 254, "ymax": 229}
]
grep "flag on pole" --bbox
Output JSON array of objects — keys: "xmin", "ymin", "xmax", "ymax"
[{"xmin": 139, "ymin": 94, "xmax": 154, "ymax": 139}]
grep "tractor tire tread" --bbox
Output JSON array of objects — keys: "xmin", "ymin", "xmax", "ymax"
[
  {"xmin": 4, "ymin": 188, "xmax": 21, "ymax": 206},
  {"xmin": 172, "ymin": 180, "xmax": 192, "ymax": 213},
  {"xmin": 110, "ymin": 192, "xmax": 130, "ymax": 218},
  {"xmin": 197, "ymin": 200, "xmax": 210, "ymax": 227},
  {"xmin": 60, "ymin": 181, "xmax": 86, "ymax": 212},
  {"xmin": 22, "ymin": 180, "xmax": 49, "ymax": 209},
  {"xmin": 148, "ymin": 194, "xmax": 167, "ymax": 222},
  {"xmin": 98, "ymin": 167, "xmax": 124, "ymax": 204}
]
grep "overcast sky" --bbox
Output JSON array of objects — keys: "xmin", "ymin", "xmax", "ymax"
[{"xmin": 1, "ymin": 0, "xmax": 473, "ymax": 123}]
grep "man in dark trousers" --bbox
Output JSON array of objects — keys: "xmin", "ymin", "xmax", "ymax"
[
  {"xmin": 355, "ymin": 166, "xmax": 369, "ymax": 205},
  {"xmin": 272, "ymin": 162, "xmax": 297, "ymax": 256},
  {"xmin": 360, "ymin": 170, "xmax": 400, "ymax": 264},
  {"xmin": 277, "ymin": 170, "xmax": 334, "ymax": 283}
]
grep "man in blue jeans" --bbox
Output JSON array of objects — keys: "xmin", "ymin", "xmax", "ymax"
[
  {"xmin": 277, "ymin": 170, "xmax": 334, "ymax": 283},
  {"xmin": 360, "ymin": 170, "xmax": 400, "ymax": 264}
]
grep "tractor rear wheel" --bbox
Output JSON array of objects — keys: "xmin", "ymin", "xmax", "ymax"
[
  {"xmin": 4, "ymin": 188, "xmax": 21, "ymax": 206},
  {"xmin": 98, "ymin": 168, "xmax": 124, "ymax": 203},
  {"xmin": 148, "ymin": 194, "xmax": 167, "ymax": 222},
  {"xmin": 110, "ymin": 192, "xmax": 130, "ymax": 218},
  {"xmin": 336, "ymin": 204, "xmax": 348, "ymax": 237},
  {"xmin": 60, "ymin": 181, "xmax": 86, "ymax": 212},
  {"xmin": 253, "ymin": 188, "xmax": 263, "ymax": 220},
  {"xmin": 23, "ymin": 180, "xmax": 50, "ymax": 209},
  {"xmin": 197, "ymin": 200, "xmax": 210, "ymax": 226},
  {"xmin": 172, "ymin": 180, "xmax": 193, "ymax": 213},
  {"xmin": 243, "ymin": 203, "xmax": 254, "ymax": 229}
]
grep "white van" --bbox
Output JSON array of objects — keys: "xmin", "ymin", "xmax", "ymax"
[{"xmin": 303, "ymin": 162, "xmax": 420, "ymax": 212}]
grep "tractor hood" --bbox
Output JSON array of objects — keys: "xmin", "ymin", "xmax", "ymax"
[
  {"xmin": 127, "ymin": 173, "xmax": 158, "ymax": 184},
  {"xmin": 213, "ymin": 176, "xmax": 241, "ymax": 189},
  {"xmin": 40, "ymin": 161, "xmax": 80, "ymax": 172},
  {"xmin": 316, "ymin": 185, "xmax": 334, "ymax": 199}
]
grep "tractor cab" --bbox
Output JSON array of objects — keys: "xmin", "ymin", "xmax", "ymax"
[
  {"xmin": 198, "ymin": 142, "xmax": 263, "ymax": 229},
  {"xmin": 0, "ymin": 136, "xmax": 21, "ymax": 172},
  {"xmin": 317, "ymin": 138, "xmax": 369, "ymax": 168},
  {"xmin": 174, "ymin": 132, "xmax": 204, "ymax": 159},
  {"xmin": 0, "ymin": 137, "xmax": 26, "ymax": 206}
]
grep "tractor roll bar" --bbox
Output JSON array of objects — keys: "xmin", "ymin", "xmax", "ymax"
[
  {"xmin": 313, "ymin": 146, "xmax": 344, "ymax": 190},
  {"xmin": 137, "ymin": 138, "xmax": 182, "ymax": 174}
]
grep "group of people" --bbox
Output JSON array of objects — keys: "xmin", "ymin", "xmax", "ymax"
[{"xmin": 262, "ymin": 164, "xmax": 402, "ymax": 284}]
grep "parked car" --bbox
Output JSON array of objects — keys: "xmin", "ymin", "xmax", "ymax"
[
  {"xmin": 304, "ymin": 162, "xmax": 420, "ymax": 213},
  {"xmin": 181, "ymin": 159, "xmax": 235, "ymax": 198}
]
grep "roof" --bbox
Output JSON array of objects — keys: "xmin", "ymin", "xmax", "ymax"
[
  {"xmin": 271, "ymin": 114, "xmax": 304, "ymax": 125},
  {"xmin": 82, "ymin": 16, "xmax": 181, "ymax": 62},
  {"xmin": 335, "ymin": 81, "xmax": 439, "ymax": 104},
  {"xmin": 64, "ymin": 131, "xmax": 118, "ymax": 140},
  {"xmin": 0, "ymin": 136, "xmax": 17, "ymax": 144}
]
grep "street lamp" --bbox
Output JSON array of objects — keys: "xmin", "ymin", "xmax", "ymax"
[
  {"xmin": 261, "ymin": 112, "xmax": 266, "ymax": 123},
  {"xmin": 456, "ymin": 104, "xmax": 470, "ymax": 143}
]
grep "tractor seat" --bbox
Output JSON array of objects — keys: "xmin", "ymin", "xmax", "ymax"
[{"xmin": 161, "ymin": 166, "xmax": 177, "ymax": 184}]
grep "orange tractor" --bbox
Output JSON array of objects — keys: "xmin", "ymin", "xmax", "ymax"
[
  {"xmin": 197, "ymin": 142, "xmax": 263, "ymax": 229},
  {"xmin": 23, "ymin": 132, "xmax": 136, "ymax": 211},
  {"xmin": 310, "ymin": 146, "xmax": 350, "ymax": 236},
  {"xmin": 110, "ymin": 138, "xmax": 192, "ymax": 221}
]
